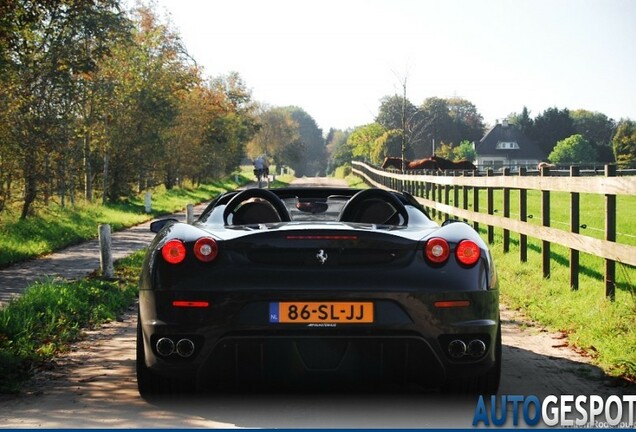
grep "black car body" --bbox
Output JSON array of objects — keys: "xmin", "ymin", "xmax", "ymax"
[{"xmin": 137, "ymin": 187, "xmax": 500, "ymax": 396}]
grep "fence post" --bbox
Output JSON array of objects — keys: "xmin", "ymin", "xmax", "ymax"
[
  {"xmin": 144, "ymin": 191, "xmax": 152, "ymax": 213},
  {"xmin": 541, "ymin": 165, "xmax": 551, "ymax": 279},
  {"xmin": 487, "ymin": 168, "xmax": 494, "ymax": 244},
  {"xmin": 98, "ymin": 224, "xmax": 114, "ymax": 279},
  {"xmin": 462, "ymin": 175, "xmax": 469, "ymax": 223},
  {"xmin": 605, "ymin": 164, "xmax": 617, "ymax": 300},
  {"xmin": 473, "ymin": 175, "xmax": 480, "ymax": 233},
  {"xmin": 453, "ymin": 177, "xmax": 459, "ymax": 220},
  {"xmin": 502, "ymin": 168, "xmax": 510, "ymax": 252},
  {"xmin": 186, "ymin": 204, "xmax": 194, "ymax": 224},
  {"xmin": 519, "ymin": 168, "xmax": 528, "ymax": 262},
  {"xmin": 570, "ymin": 166, "xmax": 580, "ymax": 290},
  {"xmin": 444, "ymin": 177, "xmax": 451, "ymax": 220}
]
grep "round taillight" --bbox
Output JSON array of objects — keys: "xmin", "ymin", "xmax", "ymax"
[
  {"xmin": 194, "ymin": 237, "xmax": 218, "ymax": 262},
  {"xmin": 456, "ymin": 240, "xmax": 481, "ymax": 266},
  {"xmin": 162, "ymin": 239, "xmax": 186, "ymax": 264},
  {"xmin": 425, "ymin": 237, "xmax": 450, "ymax": 264}
]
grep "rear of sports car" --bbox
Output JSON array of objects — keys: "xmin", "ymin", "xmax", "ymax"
[{"xmin": 137, "ymin": 218, "xmax": 500, "ymax": 396}]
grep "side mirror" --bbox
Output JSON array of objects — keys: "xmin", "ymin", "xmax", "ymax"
[{"xmin": 150, "ymin": 218, "xmax": 178, "ymax": 233}]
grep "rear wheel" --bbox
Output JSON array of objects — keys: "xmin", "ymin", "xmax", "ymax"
[{"xmin": 442, "ymin": 321, "xmax": 501, "ymax": 395}]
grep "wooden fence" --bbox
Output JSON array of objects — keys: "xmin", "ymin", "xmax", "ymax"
[{"xmin": 352, "ymin": 161, "xmax": 636, "ymax": 300}]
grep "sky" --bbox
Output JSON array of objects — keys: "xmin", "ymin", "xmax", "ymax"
[{"xmin": 153, "ymin": 0, "xmax": 636, "ymax": 133}]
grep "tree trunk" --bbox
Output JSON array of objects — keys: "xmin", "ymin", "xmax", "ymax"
[
  {"xmin": 84, "ymin": 132, "xmax": 93, "ymax": 202},
  {"xmin": 102, "ymin": 153, "xmax": 109, "ymax": 205},
  {"xmin": 20, "ymin": 140, "xmax": 38, "ymax": 219}
]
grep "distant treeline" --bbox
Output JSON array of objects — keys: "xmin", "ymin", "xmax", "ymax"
[{"xmin": 327, "ymin": 98, "xmax": 636, "ymax": 170}]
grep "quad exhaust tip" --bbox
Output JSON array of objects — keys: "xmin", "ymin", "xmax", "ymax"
[
  {"xmin": 176, "ymin": 338, "xmax": 195, "ymax": 358},
  {"xmin": 468, "ymin": 339, "xmax": 487, "ymax": 357},
  {"xmin": 447, "ymin": 338, "xmax": 487, "ymax": 359},
  {"xmin": 156, "ymin": 337, "xmax": 195, "ymax": 357},
  {"xmin": 156, "ymin": 337, "xmax": 175, "ymax": 356},
  {"xmin": 448, "ymin": 339, "xmax": 467, "ymax": 358}
]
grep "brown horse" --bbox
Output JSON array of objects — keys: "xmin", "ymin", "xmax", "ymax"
[
  {"xmin": 407, "ymin": 158, "xmax": 438, "ymax": 170},
  {"xmin": 430, "ymin": 155, "xmax": 477, "ymax": 171},
  {"xmin": 381, "ymin": 157, "xmax": 411, "ymax": 170}
]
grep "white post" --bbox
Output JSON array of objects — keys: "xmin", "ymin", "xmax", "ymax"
[
  {"xmin": 186, "ymin": 204, "xmax": 194, "ymax": 224},
  {"xmin": 98, "ymin": 224, "xmax": 114, "ymax": 279},
  {"xmin": 144, "ymin": 191, "xmax": 151, "ymax": 213}
]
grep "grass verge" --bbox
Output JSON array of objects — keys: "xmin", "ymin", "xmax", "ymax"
[
  {"xmin": 0, "ymin": 251, "xmax": 144, "ymax": 393},
  {"xmin": 0, "ymin": 174, "xmax": 251, "ymax": 268},
  {"xmin": 0, "ymin": 172, "xmax": 294, "ymax": 393}
]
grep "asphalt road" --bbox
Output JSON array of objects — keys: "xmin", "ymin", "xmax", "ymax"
[{"xmin": 0, "ymin": 177, "xmax": 632, "ymax": 428}]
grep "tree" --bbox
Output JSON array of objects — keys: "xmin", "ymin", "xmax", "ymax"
[
  {"xmin": 417, "ymin": 97, "xmax": 456, "ymax": 157},
  {"xmin": 612, "ymin": 119, "xmax": 636, "ymax": 167},
  {"xmin": 325, "ymin": 129, "xmax": 350, "ymax": 174},
  {"xmin": 247, "ymin": 106, "xmax": 300, "ymax": 169},
  {"xmin": 375, "ymin": 95, "xmax": 421, "ymax": 160},
  {"xmin": 347, "ymin": 123, "xmax": 386, "ymax": 164},
  {"xmin": 0, "ymin": 0, "xmax": 131, "ymax": 217},
  {"xmin": 570, "ymin": 109, "xmax": 616, "ymax": 163},
  {"xmin": 285, "ymin": 107, "xmax": 326, "ymax": 176},
  {"xmin": 446, "ymin": 97, "xmax": 485, "ymax": 143},
  {"xmin": 548, "ymin": 134, "xmax": 597, "ymax": 164},
  {"xmin": 528, "ymin": 107, "xmax": 575, "ymax": 157},
  {"xmin": 454, "ymin": 140, "xmax": 477, "ymax": 162},
  {"xmin": 508, "ymin": 106, "xmax": 533, "ymax": 136}
]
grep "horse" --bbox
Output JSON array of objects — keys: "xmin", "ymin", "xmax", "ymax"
[
  {"xmin": 407, "ymin": 158, "xmax": 438, "ymax": 170},
  {"xmin": 430, "ymin": 155, "xmax": 477, "ymax": 171},
  {"xmin": 537, "ymin": 162, "xmax": 556, "ymax": 170},
  {"xmin": 381, "ymin": 156, "xmax": 411, "ymax": 170}
]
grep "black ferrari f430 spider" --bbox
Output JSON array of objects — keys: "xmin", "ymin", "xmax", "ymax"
[{"xmin": 137, "ymin": 187, "xmax": 500, "ymax": 396}]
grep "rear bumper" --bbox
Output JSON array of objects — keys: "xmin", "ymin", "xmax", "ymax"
[{"xmin": 139, "ymin": 289, "xmax": 499, "ymax": 390}]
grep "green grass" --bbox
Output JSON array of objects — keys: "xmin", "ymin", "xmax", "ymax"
[
  {"xmin": 487, "ymin": 234, "xmax": 636, "ymax": 381},
  {"xmin": 0, "ymin": 174, "xmax": 251, "ymax": 267},
  {"xmin": 0, "ymin": 251, "xmax": 144, "ymax": 393},
  {"xmin": 0, "ymin": 170, "xmax": 294, "ymax": 393}
]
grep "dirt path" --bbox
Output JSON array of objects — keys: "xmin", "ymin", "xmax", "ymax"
[
  {"xmin": 0, "ymin": 177, "xmax": 631, "ymax": 428},
  {"xmin": 0, "ymin": 302, "xmax": 627, "ymax": 428}
]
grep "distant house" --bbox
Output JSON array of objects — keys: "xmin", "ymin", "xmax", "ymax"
[{"xmin": 475, "ymin": 120, "xmax": 546, "ymax": 171}]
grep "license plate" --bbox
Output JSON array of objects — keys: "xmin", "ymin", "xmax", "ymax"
[{"xmin": 269, "ymin": 302, "xmax": 374, "ymax": 324}]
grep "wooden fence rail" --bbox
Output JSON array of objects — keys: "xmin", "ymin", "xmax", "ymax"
[{"xmin": 351, "ymin": 161, "xmax": 636, "ymax": 300}]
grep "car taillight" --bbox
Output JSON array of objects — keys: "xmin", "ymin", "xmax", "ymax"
[
  {"xmin": 425, "ymin": 237, "xmax": 450, "ymax": 264},
  {"xmin": 194, "ymin": 237, "xmax": 218, "ymax": 262},
  {"xmin": 162, "ymin": 239, "xmax": 186, "ymax": 264},
  {"xmin": 456, "ymin": 240, "xmax": 481, "ymax": 266}
]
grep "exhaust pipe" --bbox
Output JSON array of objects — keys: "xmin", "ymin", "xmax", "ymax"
[
  {"xmin": 448, "ymin": 339, "xmax": 467, "ymax": 359},
  {"xmin": 468, "ymin": 339, "xmax": 487, "ymax": 358},
  {"xmin": 156, "ymin": 337, "xmax": 175, "ymax": 356},
  {"xmin": 176, "ymin": 338, "xmax": 195, "ymax": 358}
]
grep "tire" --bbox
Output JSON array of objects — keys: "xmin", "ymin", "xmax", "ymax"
[{"xmin": 442, "ymin": 321, "xmax": 502, "ymax": 395}]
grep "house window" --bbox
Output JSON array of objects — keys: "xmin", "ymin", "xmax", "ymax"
[{"xmin": 496, "ymin": 141, "xmax": 519, "ymax": 150}]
